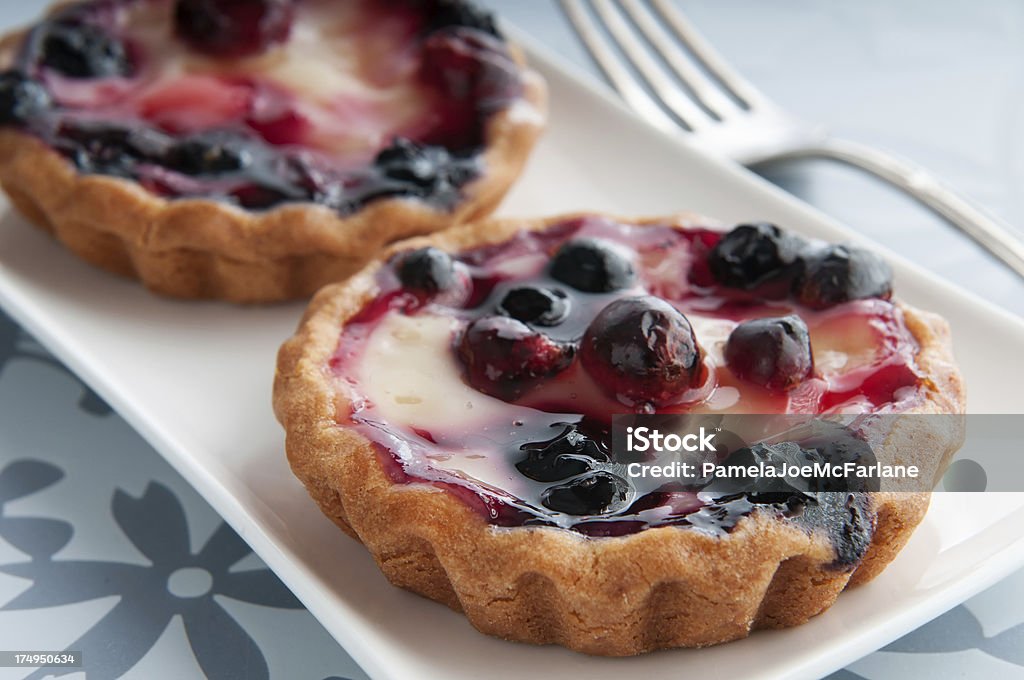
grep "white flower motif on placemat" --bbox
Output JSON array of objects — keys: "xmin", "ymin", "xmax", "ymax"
[
  {"xmin": 1, "ymin": 482, "xmax": 304, "ymax": 680},
  {"xmin": 0, "ymin": 459, "xmax": 72, "ymax": 560}
]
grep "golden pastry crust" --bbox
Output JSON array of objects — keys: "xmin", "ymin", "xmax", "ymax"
[
  {"xmin": 0, "ymin": 21, "xmax": 546, "ymax": 303},
  {"xmin": 273, "ymin": 213, "xmax": 966, "ymax": 655}
]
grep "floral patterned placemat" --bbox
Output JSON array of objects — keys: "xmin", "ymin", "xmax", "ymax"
[
  {"xmin": 0, "ymin": 311, "xmax": 368, "ymax": 680},
  {"xmin": 0, "ymin": 310, "xmax": 1021, "ymax": 680}
]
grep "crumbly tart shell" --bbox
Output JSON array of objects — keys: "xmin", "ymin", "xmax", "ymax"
[
  {"xmin": 0, "ymin": 28, "xmax": 547, "ymax": 303},
  {"xmin": 273, "ymin": 214, "xmax": 966, "ymax": 655}
]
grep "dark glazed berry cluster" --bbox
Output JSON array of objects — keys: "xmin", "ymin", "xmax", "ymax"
[
  {"xmin": 455, "ymin": 236, "xmax": 705, "ymax": 408},
  {"xmin": 709, "ymin": 222, "xmax": 804, "ymax": 293},
  {"xmin": 340, "ymin": 217, "xmax": 918, "ymax": 539},
  {"xmin": 541, "ymin": 471, "xmax": 630, "ymax": 516},
  {"xmin": 38, "ymin": 18, "xmax": 134, "ymax": 78},
  {"xmin": 0, "ymin": 72, "xmax": 50, "ymax": 125},
  {"xmin": 516, "ymin": 422, "xmax": 608, "ymax": 483},
  {"xmin": 708, "ymin": 222, "xmax": 893, "ymax": 309},
  {"xmin": 0, "ymin": 0, "xmax": 523, "ymax": 213},
  {"xmin": 174, "ymin": 0, "xmax": 295, "ymax": 58}
]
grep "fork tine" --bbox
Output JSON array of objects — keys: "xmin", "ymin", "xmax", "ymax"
[
  {"xmin": 589, "ymin": 0, "xmax": 711, "ymax": 130},
  {"xmin": 650, "ymin": 0, "xmax": 765, "ymax": 109},
  {"xmin": 618, "ymin": 0, "xmax": 736, "ymax": 120},
  {"xmin": 559, "ymin": 0, "xmax": 686, "ymax": 132}
]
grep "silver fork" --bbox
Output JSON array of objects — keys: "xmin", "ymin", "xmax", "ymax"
[{"xmin": 560, "ymin": 0, "xmax": 1024, "ymax": 280}]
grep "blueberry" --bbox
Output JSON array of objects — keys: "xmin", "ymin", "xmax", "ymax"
[
  {"xmin": 792, "ymin": 244, "xmax": 893, "ymax": 309},
  {"xmin": 165, "ymin": 131, "xmax": 254, "ymax": 175},
  {"xmin": 56, "ymin": 121, "xmax": 175, "ymax": 176},
  {"xmin": 367, "ymin": 139, "xmax": 477, "ymax": 207},
  {"xmin": 497, "ymin": 287, "xmax": 569, "ymax": 326},
  {"xmin": 724, "ymin": 315, "xmax": 814, "ymax": 392},
  {"xmin": 580, "ymin": 296, "xmax": 701, "ymax": 407},
  {"xmin": 425, "ymin": 0, "xmax": 501, "ymax": 38},
  {"xmin": 457, "ymin": 316, "xmax": 575, "ymax": 400},
  {"xmin": 175, "ymin": 0, "xmax": 295, "ymax": 58},
  {"xmin": 705, "ymin": 442, "xmax": 820, "ymax": 503},
  {"xmin": 549, "ymin": 237, "xmax": 635, "ymax": 293},
  {"xmin": 375, "ymin": 138, "xmax": 440, "ymax": 190},
  {"xmin": 395, "ymin": 247, "xmax": 458, "ymax": 295},
  {"xmin": 541, "ymin": 471, "xmax": 630, "ymax": 515},
  {"xmin": 39, "ymin": 20, "xmax": 132, "ymax": 79},
  {"xmin": 709, "ymin": 223, "xmax": 806, "ymax": 290},
  {"xmin": 801, "ymin": 423, "xmax": 880, "ymax": 492},
  {"xmin": 516, "ymin": 423, "xmax": 608, "ymax": 482},
  {"xmin": 0, "ymin": 71, "xmax": 50, "ymax": 125}
]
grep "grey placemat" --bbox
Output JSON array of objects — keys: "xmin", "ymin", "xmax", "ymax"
[
  {"xmin": 0, "ymin": 308, "xmax": 1021, "ymax": 679},
  {"xmin": 2, "ymin": 1, "xmax": 1024, "ymax": 679}
]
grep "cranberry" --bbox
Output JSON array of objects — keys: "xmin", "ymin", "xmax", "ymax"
[
  {"xmin": 174, "ymin": 0, "xmax": 294, "ymax": 58},
  {"xmin": 457, "ymin": 316, "xmax": 575, "ymax": 400},
  {"xmin": 541, "ymin": 471, "xmax": 630, "ymax": 515},
  {"xmin": 549, "ymin": 238, "xmax": 635, "ymax": 293},
  {"xmin": 497, "ymin": 287, "xmax": 569, "ymax": 327},
  {"xmin": 793, "ymin": 244, "xmax": 893, "ymax": 310},
  {"xmin": 0, "ymin": 71, "xmax": 51, "ymax": 125},
  {"xmin": 724, "ymin": 315, "xmax": 813, "ymax": 392},
  {"xmin": 425, "ymin": 0, "xmax": 500, "ymax": 37},
  {"xmin": 580, "ymin": 296, "xmax": 701, "ymax": 407},
  {"xmin": 708, "ymin": 223, "xmax": 806, "ymax": 292},
  {"xmin": 39, "ymin": 20, "xmax": 133, "ymax": 79},
  {"xmin": 516, "ymin": 423, "xmax": 608, "ymax": 482}
]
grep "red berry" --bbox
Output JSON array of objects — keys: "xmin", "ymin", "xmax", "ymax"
[
  {"xmin": 457, "ymin": 316, "xmax": 575, "ymax": 400},
  {"xmin": 580, "ymin": 296, "xmax": 701, "ymax": 407},
  {"xmin": 174, "ymin": 0, "xmax": 295, "ymax": 58}
]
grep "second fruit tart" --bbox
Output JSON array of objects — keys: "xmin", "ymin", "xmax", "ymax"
[{"xmin": 0, "ymin": 0, "xmax": 545, "ymax": 301}]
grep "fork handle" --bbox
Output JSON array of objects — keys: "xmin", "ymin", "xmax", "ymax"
[{"xmin": 757, "ymin": 138, "xmax": 1024, "ymax": 280}]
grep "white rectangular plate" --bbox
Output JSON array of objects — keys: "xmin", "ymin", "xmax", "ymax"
[{"xmin": 1, "ymin": 38, "xmax": 1024, "ymax": 680}]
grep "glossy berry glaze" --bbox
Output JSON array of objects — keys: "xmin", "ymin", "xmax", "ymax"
[
  {"xmin": 0, "ymin": 0, "xmax": 523, "ymax": 212},
  {"xmin": 329, "ymin": 217, "xmax": 920, "ymax": 559}
]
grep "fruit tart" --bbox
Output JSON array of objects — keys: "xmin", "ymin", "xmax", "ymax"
[
  {"xmin": 274, "ymin": 214, "xmax": 964, "ymax": 655},
  {"xmin": 0, "ymin": 0, "xmax": 545, "ymax": 302}
]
